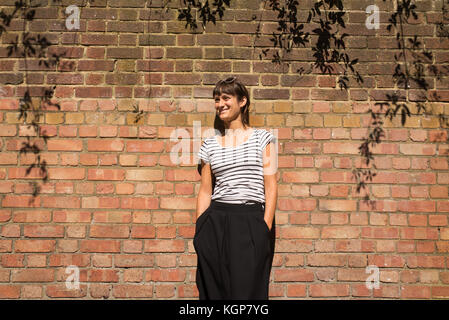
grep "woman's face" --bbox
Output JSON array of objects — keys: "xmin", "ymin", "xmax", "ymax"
[{"xmin": 214, "ymin": 92, "xmax": 247, "ymax": 123}]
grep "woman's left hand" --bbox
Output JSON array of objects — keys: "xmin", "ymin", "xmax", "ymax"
[{"xmin": 264, "ymin": 218, "xmax": 272, "ymax": 231}]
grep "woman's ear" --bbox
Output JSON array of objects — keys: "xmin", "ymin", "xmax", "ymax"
[{"xmin": 239, "ymin": 96, "xmax": 247, "ymax": 108}]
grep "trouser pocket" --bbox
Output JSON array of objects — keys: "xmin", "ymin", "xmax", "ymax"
[
  {"xmin": 256, "ymin": 209, "xmax": 271, "ymax": 237},
  {"xmin": 194, "ymin": 205, "xmax": 211, "ymax": 238}
]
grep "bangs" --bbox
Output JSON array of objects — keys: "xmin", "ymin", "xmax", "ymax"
[{"xmin": 213, "ymin": 82, "xmax": 239, "ymax": 99}]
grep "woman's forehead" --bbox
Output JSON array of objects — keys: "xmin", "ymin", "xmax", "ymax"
[{"xmin": 214, "ymin": 92, "xmax": 234, "ymax": 98}]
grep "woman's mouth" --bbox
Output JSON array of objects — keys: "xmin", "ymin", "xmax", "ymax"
[{"xmin": 219, "ymin": 107, "xmax": 230, "ymax": 114}]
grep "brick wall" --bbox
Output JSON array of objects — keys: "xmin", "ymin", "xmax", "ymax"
[{"xmin": 0, "ymin": 0, "xmax": 448, "ymax": 299}]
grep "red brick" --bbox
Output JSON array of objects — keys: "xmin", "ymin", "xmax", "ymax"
[
  {"xmin": 90, "ymin": 284, "xmax": 111, "ymax": 299},
  {"xmin": 155, "ymin": 284, "xmax": 175, "ymax": 298},
  {"xmin": 397, "ymin": 200, "xmax": 436, "ymax": 213},
  {"xmin": 15, "ymin": 240, "xmax": 55, "ymax": 253},
  {"xmin": 309, "ymin": 284, "xmax": 349, "ymax": 297},
  {"xmin": 322, "ymin": 226, "xmax": 360, "ymax": 239},
  {"xmin": 436, "ymin": 241, "xmax": 449, "ymax": 253},
  {"xmin": 287, "ymin": 284, "xmax": 307, "ymax": 297},
  {"xmin": 0, "ymin": 240, "xmax": 13, "ymax": 253},
  {"xmin": 13, "ymin": 210, "xmax": 51, "ymax": 222},
  {"xmin": 281, "ymin": 227, "xmax": 320, "ymax": 239},
  {"xmin": 144, "ymin": 240, "xmax": 185, "ymax": 253},
  {"xmin": 373, "ymin": 285, "xmax": 400, "ymax": 298},
  {"xmin": 282, "ymin": 171, "xmax": 319, "ymax": 183},
  {"xmin": 53, "ymin": 211, "xmax": 91, "ymax": 223},
  {"xmin": 41, "ymin": 196, "xmax": 81, "ymax": 209},
  {"xmin": 159, "ymin": 197, "xmax": 195, "ymax": 210},
  {"xmin": 339, "ymin": 268, "xmax": 370, "ymax": 282},
  {"xmin": 1, "ymin": 254, "xmax": 25, "ymax": 267},
  {"xmin": 351, "ymin": 284, "xmax": 371, "ymax": 297},
  {"xmin": 0, "ymin": 285, "xmax": 21, "ymax": 299},
  {"xmin": 131, "ymin": 226, "xmax": 156, "ymax": 239},
  {"xmin": 46, "ymin": 284, "xmax": 88, "ymax": 298},
  {"xmin": 273, "ymin": 269, "xmax": 314, "ymax": 282},
  {"xmin": 80, "ymin": 240, "xmax": 121, "ymax": 253},
  {"xmin": 432, "ymin": 286, "xmax": 449, "ymax": 298},
  {"xmin": 112, "ymin": 284, "xmax": 153, "ymax": 298},
  {"xmin": 361, "ymin": 227, "xmax": 399, "ymax": 239},
  {"xmin": 0, "ymin": 210, "xmax": 10, "ymax": 223},
  {"xmin": 401, "ymin": 227, "xmax": 439, "ymax": 240},
  {"xmin": 23, "ymin": 225, "xmax": 64, "ymax": 238},
  {"xmin": 406, "ymin": 256, "xmax": 445, "ymax": 269},
  {"xmin": 336, "ymin": 240, "xmax": 363, "ymax": 252},
  {"xmin": 87, "ymin": 139, "xmax": 124, "ymax": 152},
  {"xmin": 2, "ymin": 195, "xmax": 40, "ymax": 208},
  {"xmin": 416, "ymin": 241, "xmax": 435, "ymax": 253},
  {"xmin": 48, "ymin": 254, "xmax": 90, "ymax": 267},
  {"xmin": 11, "ymin": 269, "xmax": 54, "ymax": 282},
  {"xmin": 429, "ymin": 215, "xmax": 448, "ymax": 226},
  {"xmin": 368, "ymin": 255, "xmax": 406, "ymax": 268},
  {"xmin": 121, "ymin": 197, "xmax": 159, "ymax": 210},
  {"xmin": 401, "ymin": 285, "xmax": 431, "ymax": 299},
  {"xmin": 155, "ymin": 226, "xmax": 177, "ymax": 238},
  {"xmin": 89, "ymin": 225, "xmax": 130, "ymax": 238},
  {"xmin": 146, "ymin": 269, "xmax": 186, "ymax": 282},
  {"xmin": 88, "ymin": 269, "xmax": 119, "ymax": 282},
  {"xmin": 87, "ymin": 169, "xmax": 126, "ymax": 181},
  {"xmin": 440, "ymin": 272, "xmax": 449, "ymax": 284},
  {"xmin": 276, "ymin": 240, "xmax": 313, "ymax": 253},
  {"xmin": 319, "ymin": 200, "xmax": 357, "ymax": 212},
  {"xmin": 307, "ymin": 254, "xmax": 347, "ymax": 267},
  {"xmin": 278, "ymin": 199, "xmax": 316, "ymax": 211},
  {"xmin": 114, "ymin": 255, "xmax": 155, "ymax": 268},
  {"xmin": 75, "ymin": 87, "xmax": 112, "ymax": 98}
]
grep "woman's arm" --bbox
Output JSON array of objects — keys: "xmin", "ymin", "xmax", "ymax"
[
  {"xmin": 262, "ymin": 142, "xmax": 278, "ymax": 230},
  {"xmin": 196, "ymin": 160, "xmax": 213, "ymax": 219}
]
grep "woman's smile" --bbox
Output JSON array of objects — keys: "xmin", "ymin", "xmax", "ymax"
[{"xmin": 219, "ymin": 107, "xmax": 230, "ymax": 114}]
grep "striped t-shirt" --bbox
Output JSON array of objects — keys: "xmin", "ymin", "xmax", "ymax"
[{"xmin": 198, "ymin": 128, "xmax": 277, "ymax": 204}]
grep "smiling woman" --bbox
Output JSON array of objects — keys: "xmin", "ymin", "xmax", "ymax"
[{"xmin": 194, "ymin": 77, "xmax": 278, "ymax": 300}]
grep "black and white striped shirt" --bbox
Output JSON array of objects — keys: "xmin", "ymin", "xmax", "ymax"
[{"xmin": 198, "ymin": 128, "xmax": 276, "ymax": 204}]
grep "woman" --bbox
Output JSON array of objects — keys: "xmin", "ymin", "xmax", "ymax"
[{"xmin": 194, "ymin": 76, "xmax": 278, "ymax": 300}]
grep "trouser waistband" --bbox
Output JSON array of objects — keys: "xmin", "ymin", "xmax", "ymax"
[{"xmin": 210, "ymin": 200, "xmax": 265, "ymax": 211}]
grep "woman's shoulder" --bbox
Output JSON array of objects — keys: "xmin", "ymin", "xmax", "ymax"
[
  {"xmin": 200, "ymin": 135, "xmax": 217, "ymax": 146},
  {"xmin": 255, "ymin": 127, "xmax": 274, "ymax": 137}
]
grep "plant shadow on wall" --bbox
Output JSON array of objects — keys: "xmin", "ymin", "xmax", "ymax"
[
  {"xmin": 0, "ymin": 0, "xmax": 144, "ymax": 204},
  {"xmin": 354, "ymin": 0, "xmax": 449, "ymax": 209},
  {"xmin": 0, "ymin": 0, "xmax": 63, "ymax": 204},
  {"xmin": 177, "ymin": 0, "xmax": 449, "ymax": 208}
]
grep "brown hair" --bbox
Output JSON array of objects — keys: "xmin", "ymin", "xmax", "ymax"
[{"xmin": 212, "ymin": 76, "xmax": 250, "ymax": 135}]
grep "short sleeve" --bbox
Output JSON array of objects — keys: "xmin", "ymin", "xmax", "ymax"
[
  {"xmin": 198, "ymin": 140, "xmax": 210, "ymax": 164},
  {"xmin": 260, "ymin": 129, "xmax": 277, "ymax": 151}
]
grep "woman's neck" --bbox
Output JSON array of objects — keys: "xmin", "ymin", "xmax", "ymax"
[{"xmin": 223, "ymin": 120, "xmax": 248, "ymax": 132}]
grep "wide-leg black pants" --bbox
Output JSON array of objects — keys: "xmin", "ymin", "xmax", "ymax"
[{"xmin": 193, "ymin": 200, "xmax": 275, "ymax": 300}]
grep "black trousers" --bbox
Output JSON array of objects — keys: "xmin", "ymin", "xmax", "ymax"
[{"xmin": 193, "ymin": 200, "xmax": 275, "ymax": 300}]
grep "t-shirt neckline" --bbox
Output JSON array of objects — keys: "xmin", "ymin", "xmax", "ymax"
[{"xmin": 214, "ymin": 128, "xmax": 257, "ymax": 149}]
